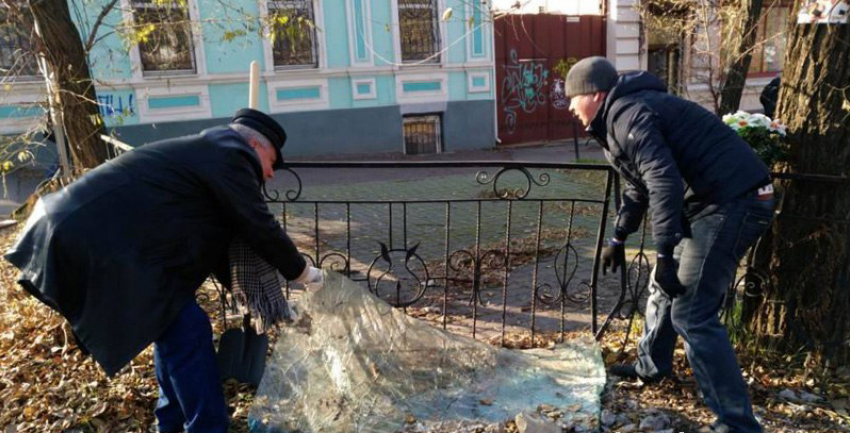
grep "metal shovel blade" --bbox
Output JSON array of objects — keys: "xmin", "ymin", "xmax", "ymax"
[{"xmin": 216, "ymin": 315, "xmax": 269, "ymax": 386}]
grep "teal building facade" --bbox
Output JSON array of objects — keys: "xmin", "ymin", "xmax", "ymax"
[{"xmin": 1, "ymin": 0, "xmax": 495, "ymax": 157}]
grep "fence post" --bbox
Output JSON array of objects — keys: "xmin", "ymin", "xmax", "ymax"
[{"xmin": 590, "ymin": 169, "xmax": 614, "ymax": 335}]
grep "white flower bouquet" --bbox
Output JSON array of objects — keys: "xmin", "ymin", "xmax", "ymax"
[{"xmin": 722, "ymin": 111, "xmax": 788, "ymax": 166}]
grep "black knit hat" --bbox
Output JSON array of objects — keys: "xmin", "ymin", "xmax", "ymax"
[
  {"xmin": 231, "ymin": 108, "xmax": 287, "ymax": 169},
  {"xmin": 565, "ymin": 56, "xmax": 619, "ymax": 98}
]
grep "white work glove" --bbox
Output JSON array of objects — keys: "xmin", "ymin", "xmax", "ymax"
[{"xmin": 294, "ymin": 265, "xmax": 323, "ymax": 285}]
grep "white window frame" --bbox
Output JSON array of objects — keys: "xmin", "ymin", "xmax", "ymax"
[
  {"xmin": 0, "ymin": 4, "xmax": 40, "ymax": 81},
  {"xmin": 345, "ymin": 0, "xmax": 373, "ymax": 66},
  {"xmin": 467, "ymin": 71, "xmax": 490, "ymax": 93},
  {"xmin": 391, "ymin": 0, "xmax": 447, "ymax": 66},
  {"xmin": 351, "ymin": 78, "xmax": 376, "ymax": 100},
  {"xmin": 122, "ymin": 0, "xmax": 207, "ymax": 80},
  {"xmin": 464, "ymin": 0, "xmax": 491, "ymax": 63},
  {"xmin": 0, "ymin": 88, "xmax": 46, "ymax": 134},
  {"xmin": 260, "ymin": 0, "xmax": 326, "ymax": 73},
  {"xmin": 266, "ymin": 77, "xmax": 329, "ymax": 112},
  {"xmin": 395, "ymin": 72, "xmax": 448, "ymax": 104},
  {"xmin": 136, "ymin": 84, "xmax": 211, "ymax": 123}
]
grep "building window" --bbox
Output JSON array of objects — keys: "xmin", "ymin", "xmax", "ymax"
[
  {"xmin": 131, "ymin": 0, "xmax": 197, "ymax": 76},
  {"xmin": 403, "ymin": 115, "xmax": 442, "ymax": 155},
  {"xmin": 648, "ymin": 46, "xmax": 681, "ymax": 93},
  {"xmin": 268, "ymin": 0, "xmax": 318, "ymax": 69},
  {"xmin": 398, "ymin": 0, "xmax": 441, "ymax": 64},
  {"xmin": 749, "ymin": 5, "xmax": 788, "ymax": 74},
  {"xmin": 0, "ymin": 6, "xmax": 39, "ymax": 79}
]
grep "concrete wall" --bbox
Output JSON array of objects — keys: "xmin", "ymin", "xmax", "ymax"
[
  {"xmin": 607, "ymin": 0, "xmax": 643, "ymax": 72},
  {"xmin": 110, "ymin": 99, "xmax": 495, "ymax": 156}
]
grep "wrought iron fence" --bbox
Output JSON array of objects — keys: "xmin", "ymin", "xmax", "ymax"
[
  {"xmin": 250, "ymin": 161, "xmax": 638, "ymax": 346},
  {"xmin": 206, "ymin": 159, "xmax": 849, "ymax": 351}
]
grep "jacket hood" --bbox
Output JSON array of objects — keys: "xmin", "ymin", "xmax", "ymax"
[{"xmin": 588, "ymin": 71, "xmax": 668, "ymax": 140}]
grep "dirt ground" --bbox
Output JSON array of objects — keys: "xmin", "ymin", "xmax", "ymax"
[{"xmin": 1, "ymin": 226, "xmax": 848, "ymax": 433}]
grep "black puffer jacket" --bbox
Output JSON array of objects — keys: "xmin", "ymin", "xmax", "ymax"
[
  {"xmin": 4, "ymin": 126, "xmax": 306, "ymax": 376},
  {"xmin": 587, "ymin": 72, "xmax": 770, "ymax": 249}
]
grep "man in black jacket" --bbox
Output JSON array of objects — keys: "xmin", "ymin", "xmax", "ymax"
[
  {"xmin": 5, "ymin": 108, "xmax": 322, "ymax": 433},
  {"xmin": 760, "ymin": 76, "xmax": 781, "ymax": 118},
  {"xmin": 566, "ymin": 57, "xmax": 774, "ymax": 433}
]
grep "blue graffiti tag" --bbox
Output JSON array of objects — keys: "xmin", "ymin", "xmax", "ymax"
[
  {"xmin": 98, "ymin": 94, "xmax": 136, "ymax": 118},
  {"xmin": 500, "ymin": 49, "xmax": 549, "ymax": 134}
]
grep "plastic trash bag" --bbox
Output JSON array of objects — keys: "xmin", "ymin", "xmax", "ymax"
[{"xmin": 249, "ymin": 271, "xmax": 605, "ymax": 433}]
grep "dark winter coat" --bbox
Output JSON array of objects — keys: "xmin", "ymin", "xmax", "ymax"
[
  {"xmin": 587, "ymin": 72, "xmax": 770, "ymax": 249},
  {"xmin": 760, "ymin": 77, "xmax": 781, "ymax": 119},
  {"xmin": 4, "ymin": 126, "xmax": 306, "ymax": 376}
]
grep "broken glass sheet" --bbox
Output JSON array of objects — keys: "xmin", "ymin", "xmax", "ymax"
[{"xmin": 249, "ymin": 271, "xmax": 605, "ymax": 433}]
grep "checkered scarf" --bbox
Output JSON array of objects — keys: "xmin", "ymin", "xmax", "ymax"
[{"xmin": 228, "ymin": 238, "xmax": 293, "ymax": 333}]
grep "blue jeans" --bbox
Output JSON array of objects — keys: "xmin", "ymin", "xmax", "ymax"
[
  {"xmin": 154, "ymin": 300, "xmax": 229, "ymax": 433},
  {"xmin": 635, "ymin": 193, "xmax": 775, "ymax": 433}
]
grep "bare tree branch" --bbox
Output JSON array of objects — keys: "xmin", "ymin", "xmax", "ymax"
[{"xmin": 84, "ymin": 0, "xmax": 120, "ymax": 52}]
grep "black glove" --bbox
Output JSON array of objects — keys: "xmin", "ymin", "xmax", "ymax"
[
  {"xmin": 601, "ymin": 239, "xmax": 626, "ymax": 275},
  {"xmin": 654, "ymin": 254, "xmax": 686, "ymax": 298}
]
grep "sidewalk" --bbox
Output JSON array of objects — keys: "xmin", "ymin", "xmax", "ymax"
[
  {"xmin": 272, "ymin": 140, "xmax": 606, "ymax": 190},
  {"xmin": 288, "ymin": 139, "xmax": 604, "ymax": 163},
  {"xmin": 0, "ymin": 140, "xmax": 607, "ymax": 217}
]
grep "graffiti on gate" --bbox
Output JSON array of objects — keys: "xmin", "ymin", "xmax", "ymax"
[
  {"xmin": 550, "ymin": 78, "xmax": 569, "ymax": 110},
  {"xmin": 500, "ymin": 49, "xmax": 549, "ymax": 134}
]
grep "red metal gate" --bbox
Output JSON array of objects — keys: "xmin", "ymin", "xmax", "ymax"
[{"xmin": 495, "ymin": 15, "xmax": 606, "ymax": 146}]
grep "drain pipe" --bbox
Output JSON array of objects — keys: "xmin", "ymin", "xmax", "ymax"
[{"xmin": 493, "ymin": 74, "xmax": 500, "ymax": 145}]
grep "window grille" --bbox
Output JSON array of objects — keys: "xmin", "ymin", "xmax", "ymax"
[
  {"xmin": 748, "ymin": 5, "xmax": 788, "ymax": 74},
  {"xmin": 131, "ymin": 0, "xmax": 196, "ymax": 76},
  {"xmin": 268, "ymin": 0, "xmax": 318, "ymax": 69},
  {"xmin": 0, "ymin": 7, "xmax": 39, "ymax": 79},
  {"xmin": 648, "ymin": 46, "xmax": 680, "ymax": 93},
  {"xmin": 398, "ymin": 0, "xmax": 440, "ymax": 64},
  {"xmin": 403, "ymin": 115, "xmax": 442, "ymax": 155}
]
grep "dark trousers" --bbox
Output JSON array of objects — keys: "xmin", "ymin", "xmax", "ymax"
[
  {"xmin": 636, "ymin": 193, "xmax": 775, "ymax": 433},
  {"xmin": 154, "ymin": 300, "xmax": 229, "ymax": 433}
]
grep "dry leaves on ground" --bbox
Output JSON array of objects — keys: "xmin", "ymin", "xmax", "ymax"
[{"xmin": 1, "ymin": 226, "xmax": 849, "ymax": 433}]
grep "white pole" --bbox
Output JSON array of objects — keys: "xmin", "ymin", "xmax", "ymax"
[
  {"xmin": 32, "ymin": 19, "xmax": 71, "ymax": 178},
  {"xmin": 248, "ymin": 61, "xmax": 260, "ymax": 109}
]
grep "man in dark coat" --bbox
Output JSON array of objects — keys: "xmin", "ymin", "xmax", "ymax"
[
  {"xmin": 4, "ymin": 108, "xmax": 322, "ymax": 433},
  {"xmin": 566, "ymin": 57, "xmax": 775, "ymax": 433},
  {"xmin": 760, "ymin": 76, "xmax": 781, "ymax": 118}
]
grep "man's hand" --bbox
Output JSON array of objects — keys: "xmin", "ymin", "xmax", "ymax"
[
  {"xmin": 654, "ymin": 255, "xmax": 686, "ymax": 298},
  {"xmin": 295, "ymin": 266, "xmax": 323, "ymax": 285},
  {"xmin": 602, "ymin": 238, "xmax": 626, "ymax": 275}
]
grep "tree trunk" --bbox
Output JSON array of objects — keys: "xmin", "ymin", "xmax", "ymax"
[
  {"xmin": 29, "ymin": 0, "xmax": 108, "ymax": 169},
  {"xmin": 743, "ymin": 13, "xmax": 850, "ymax": 364},
  {"xmin": 718, "ymin": 0, "xmax": 764, "ymax": 115}
]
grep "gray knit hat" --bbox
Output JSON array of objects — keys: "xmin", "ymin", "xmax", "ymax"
[{"xmin": 565, "ymin": 56, "xmax": 618, "ymax": 97}]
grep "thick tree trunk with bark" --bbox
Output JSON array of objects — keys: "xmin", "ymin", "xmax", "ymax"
[
  {"xmin": 743, "ymin": 13, "xmax": 850, "ymax": 364},
  {"xmin": 718, "ymin": 0, "xmax": 764, "ymax": 115},
  {"xmin": 29, "ymin": 0, "xmax": 108, "ymax": 169}
]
